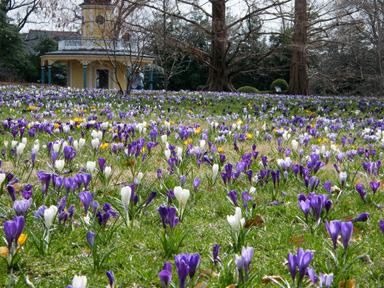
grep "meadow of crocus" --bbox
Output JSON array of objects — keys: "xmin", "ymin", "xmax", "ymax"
[{"xmin": 1, "ymin": 85, "xmax": 384, "ymax": 287}]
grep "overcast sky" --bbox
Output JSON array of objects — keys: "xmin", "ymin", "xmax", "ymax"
[{"xmin": 14, "ymin": 0, "xmax": 288, "ymax": 34}]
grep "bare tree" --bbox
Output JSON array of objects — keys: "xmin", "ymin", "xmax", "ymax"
[
  {"xmin": 124, "ymin": 0, "xmax": 289, "ymax": 92},
  {"xmin": 1, "ymin": 0, "xmax": 42, "ymax": 30},
  {"xmin": 287, "ymin": 0, "xmax": 309, "ymax": 95}
]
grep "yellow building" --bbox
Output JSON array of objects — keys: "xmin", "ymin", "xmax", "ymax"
[{"xmin": 40, "ymin": 0, "xmax": 154, "ymax": 89}]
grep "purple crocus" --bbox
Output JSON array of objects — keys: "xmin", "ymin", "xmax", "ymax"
[
  {"xmin": 4, "ymin": 216, "xmax": 25, "ymax": 251},
  {"xmin": 22, "ymin": 184, "xmax": 33, "ymax": 199},
  {"xmin": 350, "ymin": 212, "xmax": 370, "ymax": 222},
  {"xmin": 14, "ymin": 199, "xmax": 32, "ymax": 216},
  {"xmin": 370, "ymin": 181, "xmax": 380, "ymax": 195},
  {"xmin": 288, "ymin": 253, "xmax": 297, "ymax": 285},
  {"xmin": 212, "ymin": 244, "xmax": 222, "ymax": 266},
  {"xmin": 7, "ymin": 185, "xmax": 16, "ymax": 201},
  {"xmin": 297, "ymin": 248, "xmax": 314, "ymax": 285},
  {"xmin": 106, "ymin": 270, "xmax": 114, "ymax": 288},
  {"xmin": 33, "ymin": 205, "xmax": 47, "ymax": 219},
  {"xmin": 174, "ymin": 256, "xmax": 190, "ymax": 288},
  {"xmin": 310, "ymin": 194, "xmax": 324, "ymax": 224},
  {"xmin": 180, "ymin": 175, "xmax": 187, "ymax": 187},
  {"xmin": 380, "ymin": 220, "xmax": 384, "ymax": 236},
  {"xmin": 193, "ymin": 178, "xmax": 201, "ymax": 193},
  {"xmin": 57, "ymin": 196, "xmax": 67, "ymax": 214},
  {"xmin": 159, "ymin": 262, "xmax": 172, "ymax": 288},
  {"xmin": 98, "ymin": 158, "xmax": 106, "ymax": 172},
  {"xmin": 299, "ymin": 199, "xmax": 311, "ymax": 221},
  {"xmin": 228, "ymin": 190, "xmax": 238, "ymax": 206},
  {"xmin": 167, "ymin": 206, "xmax": 179, "ymax": 232},
  {"xmin": 159, "ymin": 205, "xmax": 168, "ymax": 229},
  {"xmin": 356, "ymin": 184, "xmax": 367, "ymax": 204},
  {"xmin": 241, "ymin": 191, "xmax": 252, "ymax": 211},
  {"xmin": 144, "ymin": 191, "xmax": 157, "ymax": 208},
  {"xmin": 319, "ymin": 273, "xmax": 334, "ymax": 288},
  {"xmin": 241, "ymin": 246, "xmax": 254, "ymax": 281},
  {"xmin": 323, "ymin": 181, "xmax": 332, "ymax": 194},
  {"xmin": 79, "ymin": 191, "xmax": 93, "ymax": 216},
  {"xmin": 91, "ymin": 201, "xmax": 99, "ymax": 214},
  {"xmin": 4, "ymin": 219, "xmax": 18, "ymax": 250},
  {"xmin": 325, "ymin": 220, "xmax": 341, "ymax": 250},
  {"xmin": 37, "ymin": 171, "xmax": 51, "ymax": 194},
  {"xmin": 341, "ymin": 221, "xmax": 353, "ymax": 250}
]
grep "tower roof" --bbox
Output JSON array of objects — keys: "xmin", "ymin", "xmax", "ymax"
[{"xmin": 80, "ymin": 0, "xmax": 111, "ymax": 5}]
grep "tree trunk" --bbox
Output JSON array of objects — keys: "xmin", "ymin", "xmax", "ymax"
[
  {"xmin": 287, "ymin": 0, "xmax": 309, "ymax": 95},
  {"xmin": 204, "ymin": 0, "xmax": 235, "ymax": 92}
]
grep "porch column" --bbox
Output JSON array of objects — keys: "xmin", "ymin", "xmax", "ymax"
[
  {"xmin": 150, "ymin": 70, "xmax": 154, "ymax": 90},
  {"xmin": 41, "ymin": 66, "xmax": 45, "ymax": 84},
  {"xmin": 47, "ymin": 65, "xmax": 52, "ymax": 84},
  {"xmin": 83, "ymin": 64, "xmax": 87, "ymax": 89},
  {"xmin": 126, "ymin": 65, "xmax": 130, "ymax": 88}
]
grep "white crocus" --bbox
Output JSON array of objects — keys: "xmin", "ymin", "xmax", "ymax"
[
  {"xmin": 174, "ymin": 186, "xmax": 190, "ymax": 219},
  {"xmin": 91, "ymin": 130, "xmax": 103, "ymax": 140},
  {"xmin": 44, "ymin": 205, "xmax": 58, "ymax": 230},
  {"xmin": 22, "ymin": 137, "xmax": 27, "ymax": 145},
  {"xmin": 55, "ymin": 159, "xmax": 65, "ymax": 173},
  {"xmin": 53, "ymin": 143, "xmax": 60, "ymax": 153},
  {"xmin": 104, "ymin": 166, "xmax": 112, "ymax": 180},
  {"xmin": 87, "ymin": 161, "xmax": 96, "ymax": 173},
  {"xmin": 11, "ymin": 141, "xmax": 18, "ymax": 148},
  {"xmin": 16, "ymin": 143, "xmax": 26, "ymax": 157},
  {"xmin": 212, "ymin": 164, "xmax": 219, "ymax": 179},
  {"xmin": 137, "ymin": 172, "xmax": 143, "ymax": 184},
  {"xmin": 73, "ymin": 140, "xmax": 79, "ymax": 150},
  {"xmin": 79, "ymin": 138, "xmax": 86, "ymax": 150},
  {"xmin": 161, "ymin": 134, "xmax": 167, "ymax": 143},
  {"xmin": 91, "ymin": 138, "xmax": 100, "ymax": 150},
  {"xmin": 200, "ymin": 140, "xmax": 206, "ymax": 150},
  {"xmin": 164, "ymin": 149, "xmax": 171, "ymax": 160},
  {"xmin": 4, "ymin": 141, "xmax": 8, "ymax": 148},
  {"xmin": 121, "ymin": 186, "xmax": 132, "ymax": 227},
  {"xmin": 292, "ymin": 139, "xmax": 298, "ymax": 151},
  {"xmin": 227, "ymin": 207, "xmax": 245, "ymax": 237},
  {"xmin": 249, "ymin": 187, "xmax": 256, "ymax": 194},
  {"xmin": 176, "ymin": 147, "xmax": 183, "ymax": 161},
  {"xmin": 0, "ymin": 173, "xmax": 5, "ymax": 186},
  {"xmin": 72, "ymin": 275, "xmax": 87, "ymax": 288},
  {"xmin": 33, "ymin": 143, "xmax": 40, "ymax": 154}
]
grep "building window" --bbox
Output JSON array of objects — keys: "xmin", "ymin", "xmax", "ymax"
[
  {"xmin": 96, "ymin": 69, "xmax": 109, "ymax": 89},
  {"xmin": 95, "ymin": 15, "xmax": 105, "ymax": 26}
]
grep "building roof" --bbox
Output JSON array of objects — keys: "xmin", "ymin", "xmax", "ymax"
[
  {"xmin": 22, "ymin": 30, "xmax": 80, "ymax": 41},
  {"xmin": 80, "ymin": 0, "xmax": 112, "ymax": 5},
  {"xmin": 41, "ymin": 50, "xmax": 154, "ymax": 60}
]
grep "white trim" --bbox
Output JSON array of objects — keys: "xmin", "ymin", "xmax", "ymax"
[
  {"xmin": 68, "ymin": 60, "xmax": 72, "ymax": 87},
  {"xmin": 113, "ymin": 69, "xmax": 116, "ymax": 89},
  {"xmin": 89, "ymin": 63, "xmax": 93, "ymax": 88},
  {"xmin": 90, "ymin": 9, "xmax": 93, "ymax": 38},
  {"xmin": 82, "ymin": 9, "xmax": 86, "ymax": 38}
]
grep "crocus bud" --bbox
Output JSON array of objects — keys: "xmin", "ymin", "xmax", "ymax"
[
  {"xmin": 212, "ymin": 164, "xmax": 219, "ymax": 179},
  {"xmin": 44, "ymin": 205, "xmax": 58, "ymax": 229},
  {"xmin": 86, "ymin": 161, "xmax": 96, "ymax": 173},
  {"xmin": 71, "ymin": 275, "xmax": 87, "ymax": 288},
  {"xmin": 55, "ymin": 159, "xmax": 65, "ymax": 173},
  {"xmin": 104, "ymin": 166, "xmax": 112, "ymax": 180},
  {"xmin": 121, "ymin": 186, "xmax": 131, "ymax": 212},
  {"xmin": 137, "ymin": 172, "xmax": 143, "ymax": 184}
]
